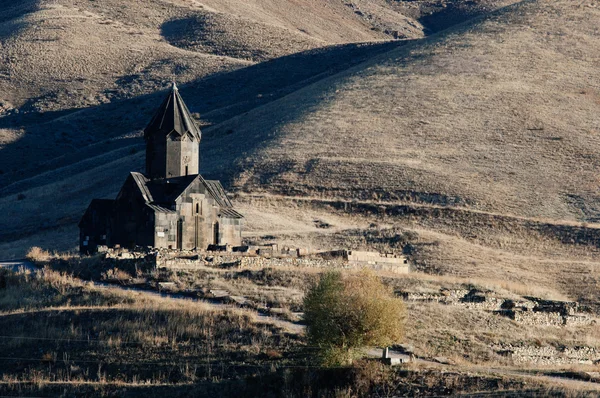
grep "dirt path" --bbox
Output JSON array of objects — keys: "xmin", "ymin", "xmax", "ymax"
[
  {"xmin": 237, "ymin": 193, "xmax": 600, "ymax": 230},
  {"xmin": 0, "ymin": 259, "xmax": 36, "ymax": 272},
  {"xmin": 473, "ymin": 365, "xmax": 600, "ymax": 392},
  {"xmin": 0, "ymin": 260, "xmax": 305, "ymax": 334},
  {"xmin": 95, "ymin": 281, "xmax": 307, "ymax": 334}
]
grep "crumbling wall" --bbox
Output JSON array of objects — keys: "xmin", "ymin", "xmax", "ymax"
[
  {"xmin": 158, "ymin": 255, "xmax": 358, "ymax": 272},
  {"xmin": 497, "ymin": 344, "xmax": 600, "ymax": 366},
  {"xmin": 400, "ymin": 288, "xmax": 596, "ymax": 327}
]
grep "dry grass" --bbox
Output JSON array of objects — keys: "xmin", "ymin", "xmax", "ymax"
[
  {"xmin": 403, "ymin": 300, "xmax": 600, "ymax": 367},
  {"xmin": 0, "ymin": 267, "xmax": 304, "ymax": 388},
  {"xmin": 26, "ymin": 246, "xmax": 76, "ymax": 263},
  {"xmin": 43, "ymin": 250, "xmax": 600, "ymax": 371},
  {"xmin": 2, "ymin": 264, "xmax": 599, "ymax": 396},
  {"xmin": 390, "ymin": 271, "xmax": 572, "ymax": 302},
  {"xmin": 203, "ymin": 0, "xmax": 600, "ymax": 223},
  {"xmin": 25, "ymin": 246, "xmax": 52, "ymax": 262}
]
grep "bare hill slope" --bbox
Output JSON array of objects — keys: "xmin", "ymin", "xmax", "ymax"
[
  {"xmin": 205, "ymin": 0, "xmax": 600, "ymax": 222},
  {"xmin": 1, "ymin": 0, "xmax": 588, "ymax": 262},
  {"xmin": 0, "ymin": 0, "xmax": 427, "ymax": 184}
]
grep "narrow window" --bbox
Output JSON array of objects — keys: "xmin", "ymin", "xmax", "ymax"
[
  {"xmin": 196, "ymin": 203, "xmax": 199, "ymax": 214},
  {"xmin": 185, "ymin": 165, "xmax": 189, "ymax": 176}
]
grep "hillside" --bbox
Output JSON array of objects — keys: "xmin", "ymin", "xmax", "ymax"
[
  {"xmin": 0, "ymin": 0, "xmax": 422, "ymax": 177},
  {"xmin": 209, "ymin": 0, "xmax": 600, "ymax": 222},
  {"xmin": 2, "ymin": 1, "xmax": 600, "ymax": 395},
  {"xmin": 0, "ymin": 0, "xmax": 525, "ymax": 257},
  {"xmin": 1, "ymin": 0, "xmax": 599, "ymax": 309}
]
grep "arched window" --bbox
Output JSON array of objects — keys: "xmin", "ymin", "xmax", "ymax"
[{"xmin": 196, "ymin": 203, "xmax": 200, "ymax": 214}]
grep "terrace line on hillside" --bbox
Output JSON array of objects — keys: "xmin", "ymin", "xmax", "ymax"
[{"xmin": 79, "ymin": 83, "xmax": 243, "ymax": 253}]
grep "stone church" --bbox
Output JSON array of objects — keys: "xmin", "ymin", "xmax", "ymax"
[{"xmin": 79, "ymin": 83, "xmax": 243, "ymax": 253}]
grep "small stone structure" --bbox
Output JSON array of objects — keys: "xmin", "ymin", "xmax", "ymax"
[
  {"xmin": 319, "ymin": 250, "xmax": 409, "ymax": 273},
  {"xmin": 80, "ymin": 83, "xmax": 243, "ymax": 253},
  {"xmin": 380, "ymin": 347, "xmax": 407, "ymax": 366},
  {"xmin": 400, "ymin": 288, "xmax": 595, "ymax": 326},
  {"xmin": 495, "ymin": 344, "xmax": 600, "ymax": 366}
]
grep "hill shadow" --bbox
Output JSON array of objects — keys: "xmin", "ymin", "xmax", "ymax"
[
  {"xmin": 0, "ymin": 0, "xmax": 40, "ymax": 27},
  {"xmin": 418, "ymin": 7, "xmax": 487, "ymax": 34},
  {"xmin": 416, "ymin": 0, "xmax": 523, "ymax": 34},
  {"xmin": 0, "ymin": 39, "xmax": 407, "ymax": 195}
]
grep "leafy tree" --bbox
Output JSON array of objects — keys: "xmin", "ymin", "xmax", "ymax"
[{"xmin": 303, "ymin": 270, "xmax": 406, "ymax": 366}]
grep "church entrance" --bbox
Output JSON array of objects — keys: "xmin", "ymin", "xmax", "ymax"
[
  {"xmin": 177, "ymin": 219, "xmax": 183, "ymax": 250},
  {"xmin": 213, "ymin": 222, "xmax": 219, "ymax": 245},
  {"xmin": 194, "ymin": 216, "xmax": 200, "ymax": 249}
]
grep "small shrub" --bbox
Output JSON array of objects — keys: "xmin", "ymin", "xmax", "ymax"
[
  {"xmin": 101, "ymin": 267, "xmax": 132, "ymax": 283},
  {"xmin": 304, "ymin": 270, "xmax": 406, "ymax": 366},
  {"xmin": 26, "ymin": 247, "xmax": 51, "ymax": 262},
  {"xmin": 265, "ymin": 349, "xmax": 283, "ymax": 360}
]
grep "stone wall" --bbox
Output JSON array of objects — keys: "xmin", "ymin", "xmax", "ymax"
[
  {"xmin": 400, "ymin": 288, "xmax": 596, "ymax": 327},
  {"xmin": 133, "ymin": 246, "xmax": 411, "ymax": 273},
  {"xmin": 317, "ymin": 250, "xmax": 409, "ymax": 274},
  {"xmin": 513, "ymin": 310, "xmax": 565, "ymax": 326},
  {"xmin": 156, "ymin": 254, "xmax": 393, "ymax": 272},
  {"xmin": 496, "ymin": 344, "xmax": 600, "ymax": 366}
]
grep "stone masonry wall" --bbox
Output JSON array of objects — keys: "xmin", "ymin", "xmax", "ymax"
[{"xmin": 157, "ymin": 254, "xmax": 409, "ymax": 273}]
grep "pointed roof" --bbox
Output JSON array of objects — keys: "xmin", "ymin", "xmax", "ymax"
[
  {"xmin": 126, "ymin": 172, "xmax": 243, "ymax": 219},
  {"xmin": 144, "ymin": 82, "xmax": 201, "ymax": 140}
]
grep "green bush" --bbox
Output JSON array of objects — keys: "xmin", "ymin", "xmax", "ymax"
[{"xmin": 303, "ymin": 270, "xmax": 406, "ymax": 366}]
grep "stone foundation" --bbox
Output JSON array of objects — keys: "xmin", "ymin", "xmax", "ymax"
[
  {"xmin": 102, "ymin": 246, "xmax": 410, "ymax": 274},
  {"xmin": 400, "ymin": 288, "xmax": 596, "ymax": 327}
]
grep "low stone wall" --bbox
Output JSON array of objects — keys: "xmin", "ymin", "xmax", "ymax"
[
  {"xmin": 101, "ymin": 246, "xmax": 410, "ymax": 274},
  {"xmin": 401, "ymin": 288, "xmax": 596, "ymax": 327},
  {"xmin": 401, "ymin": 290, "xmax": 470, "ymax": 304},
  {"xmin": 497, "ymin": 344, "xmax": 600, "ymax": 366},
  {"xmin": 513, "ymin": 310, "xmax": 565, "ymax": 326},
  {"xmin": 156, "ymin": 253, "xmax": 410, "ymax": 274}
]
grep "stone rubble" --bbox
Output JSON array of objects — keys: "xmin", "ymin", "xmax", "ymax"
[
  {"xmin": 401, "ymin": 288, "xmax": 595, "ymax": 327},
  {"xmin": 496, "ymin": 344, "xmax": 600, "ymax": 366},
  {"xmin": 402, "ymin": 287, "xmax": 599, "ymax": 365}
]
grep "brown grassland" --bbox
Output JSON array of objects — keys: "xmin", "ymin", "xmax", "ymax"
[{"xmin": 1, "ymin": 0, "xmax": 600, "ymax": 395}]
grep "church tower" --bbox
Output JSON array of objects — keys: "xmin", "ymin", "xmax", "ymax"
[{"xmin": 144, "ymin": 83, "xmax": 201, "ymax": 180}]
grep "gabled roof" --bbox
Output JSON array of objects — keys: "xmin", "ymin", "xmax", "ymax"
[
  {"xmin": 130, "ymin": 172, "xmax": 153, "ymax": 202},
  {"xmin": 79, "ymin": 199, "xmax": 115, "ymax": 228},
  {"xmin": 144, "ymin": 83, "xmax": 201, "ymax": 140},
  {"xmin": 145, "ymin": 203, "xmax": 176, "ymax": 214},
  {"xmin": 219, "ymin": 207, "xmax": 244, "ymax": 219},
  {"xmin": 145, "ymin": 174, "xmax": 199, "ymax": 204},
  {"xmin": 205, "ymin": 180, "xmax": 233, "ymax": 208},
  {"xmin": 127, "ymin": 172, "xmax": 243, "ymax": 219}
]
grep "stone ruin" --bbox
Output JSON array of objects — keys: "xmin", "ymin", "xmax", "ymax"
[
  {"xmin": 494, "ymin": 344, "xmax": 600, "ymax": 366},
  {"xmin": 399, "ymin": 287, "xmax": 599, "ymax": 365},
  {"xmin": 317, "ymin": 250, "xmax": 409, "ymax": 273},
  {"xmin": 98, "ymin": 245, "xmax": 410, "ymax": 274},
  {"xmin": 400, "ymin": 288, "xmax": 595, "ymax": 327}
]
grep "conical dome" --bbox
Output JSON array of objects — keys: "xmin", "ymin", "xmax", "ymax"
[{"xmin": 144, "ymin": 83, "xmax": 201, "ymax": 140}]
